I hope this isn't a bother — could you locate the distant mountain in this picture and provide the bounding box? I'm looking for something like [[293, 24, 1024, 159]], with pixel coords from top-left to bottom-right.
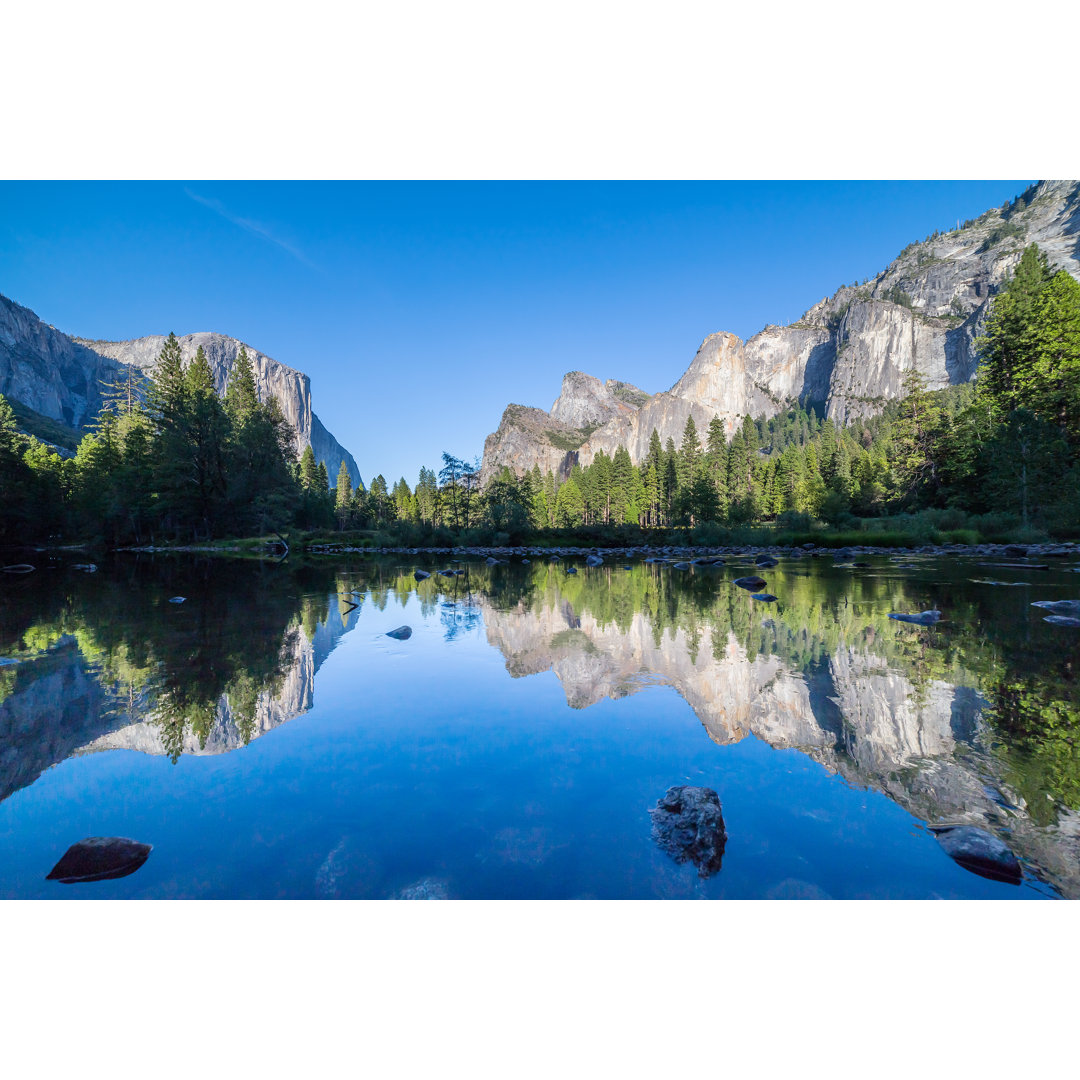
[[0, 293, 359, 484], [481, 179, 1080, 482]]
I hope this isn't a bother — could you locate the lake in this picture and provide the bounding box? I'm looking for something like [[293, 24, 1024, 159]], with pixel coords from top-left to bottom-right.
[[1, 549, 1078, 899]]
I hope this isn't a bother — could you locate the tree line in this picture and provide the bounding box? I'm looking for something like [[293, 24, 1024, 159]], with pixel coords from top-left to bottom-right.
[[2, 243, 1078, 546]]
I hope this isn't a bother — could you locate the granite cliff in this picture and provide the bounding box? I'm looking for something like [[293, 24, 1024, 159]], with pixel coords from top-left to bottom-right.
[[481, 180, 1080, 481], [0, 293, 359, 484]]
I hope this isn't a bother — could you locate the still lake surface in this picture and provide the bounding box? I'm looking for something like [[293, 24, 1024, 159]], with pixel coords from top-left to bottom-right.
[[1, 549, 1078, 899]]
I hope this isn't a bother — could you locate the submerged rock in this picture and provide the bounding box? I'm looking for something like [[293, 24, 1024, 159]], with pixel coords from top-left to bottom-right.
[[439, 569, 456, 577], [566, 566, 577, 574], [71, 563, 97, 573], [46, 837, 152, 883], [734, 576, 768, 591], [754, 555, 778, 568], [585, 555, 603, 566], [414, 570, 431, 581], [934, 826, 1021, 885], [386, 626, 412, 640], [888, 610, 941, 626], [649, 785, 727, 879], [485, 557, 499, 565], [397, 877, 450, 900], [1044, 615, 1080, 627], [671, 562, 689, 570], [751, 593, 778, 603], [168, 596, 186, 604]]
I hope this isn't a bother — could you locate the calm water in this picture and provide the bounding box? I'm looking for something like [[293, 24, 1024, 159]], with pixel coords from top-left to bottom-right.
[[1, 549, 1078, 899]]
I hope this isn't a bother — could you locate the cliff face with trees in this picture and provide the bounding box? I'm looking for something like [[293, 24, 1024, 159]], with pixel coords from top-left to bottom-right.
[[0, 294, 358, 484], [480, 181, 1080, 483]]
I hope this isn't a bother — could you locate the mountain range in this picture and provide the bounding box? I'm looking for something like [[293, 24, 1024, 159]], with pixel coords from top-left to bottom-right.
[[0, 294, 360, 484], [480, 179, 1080, 483]]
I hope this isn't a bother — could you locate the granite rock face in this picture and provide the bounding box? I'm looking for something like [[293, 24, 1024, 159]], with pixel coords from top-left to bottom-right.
[[0, 293, 359, 484], [481, 180, 1080, 476]]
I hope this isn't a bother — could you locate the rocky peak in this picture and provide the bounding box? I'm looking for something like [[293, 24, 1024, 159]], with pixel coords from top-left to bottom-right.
[[481, 180, 1080, 476]]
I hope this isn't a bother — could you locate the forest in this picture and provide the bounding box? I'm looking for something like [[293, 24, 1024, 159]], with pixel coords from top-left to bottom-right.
[[2, 244, 1078, 549]]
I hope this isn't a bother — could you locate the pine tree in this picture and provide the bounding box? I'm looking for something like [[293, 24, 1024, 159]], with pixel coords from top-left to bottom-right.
[[335, 460, 352, 528], [225, 345, 259, 423]]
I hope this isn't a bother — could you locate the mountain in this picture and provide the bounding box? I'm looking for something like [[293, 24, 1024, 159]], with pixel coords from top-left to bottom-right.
[[0, 292, 360, 484], [481, 180, 1080, 482]]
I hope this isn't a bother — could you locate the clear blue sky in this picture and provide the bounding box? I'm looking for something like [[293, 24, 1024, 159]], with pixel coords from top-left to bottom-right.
[[0, 181, 1028, 485]]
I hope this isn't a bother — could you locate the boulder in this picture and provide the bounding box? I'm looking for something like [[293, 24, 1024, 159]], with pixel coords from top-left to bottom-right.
[[888, 610, 941, 625], [671, 562, 689, 570], [46, 837, 152, 883], [485, 557, 499, 565], [168, 597, 186, 604], [649, 785, 727, 879], [413, 570, 431, 581], [734, 576, 768, 591], [754, 555, 778, 568], [1031, 600, 1080, 615], [585, 555, 603, 566], [1044, 615, 1080, 627], [566, 566, 577, 574], [386, 626, 412, 640], [933, 826, 1021, 885], [751, 593, 778, 603], [1004, 545, 1028, 557]]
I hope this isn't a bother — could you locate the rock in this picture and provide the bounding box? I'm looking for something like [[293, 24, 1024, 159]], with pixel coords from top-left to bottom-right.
[[751, 593, 778, 603], [71, 563, 97, 572], [46, 837, 152, 883], [671, 562, 689, 570], [1004, 545, 1029, 557], [734, 576, 768, 591], [1044, 615, 1080, 627], [585, 555, 603, 566], [934, 826, 1022, 885], [2, 564, 35, 574], [385, 626, 412, 640], [754, 555, 778, 568], [649, 785, 727, 879], [550, 555, 561, 562], [413, 570, 431, 581], [168, 596, 186, 604], [521, 558, 530, 564], [439, 569, 456, 577], [566, 566, 577, 574], [888, 610, 941, 625], [485, 557, 499, 565], [1031, 600, 1080, 615]]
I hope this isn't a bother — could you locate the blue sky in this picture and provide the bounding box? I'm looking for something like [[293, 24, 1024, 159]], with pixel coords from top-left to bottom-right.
[[0, 181, 1028, 485]]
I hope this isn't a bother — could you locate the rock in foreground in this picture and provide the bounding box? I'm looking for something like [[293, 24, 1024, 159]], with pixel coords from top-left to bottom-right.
[[46, 837, 152, 883], [934, 826, 1021, 885], [888, 609, 941, 625], [386, 626, 412, 640], [649, 785, 727, 879]]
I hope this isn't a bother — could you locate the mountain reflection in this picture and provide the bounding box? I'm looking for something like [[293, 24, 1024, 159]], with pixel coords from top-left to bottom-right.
[[2, 553, 1079, 896]]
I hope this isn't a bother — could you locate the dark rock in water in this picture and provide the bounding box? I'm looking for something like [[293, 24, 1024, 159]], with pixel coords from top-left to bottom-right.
[[851, 561, 871, 568], [585, 554, 603, 566], [485, 556, 499, 565], [46, 837, 152, 883], [888, 610, 941, 626], [386, 625, 412, 640], [1004, 545, 1029, 557], [550, 555, 561, 562], [649, 785, 727, 878], [1031, 600, 1080, 615], [2, 564, 35, 574], [413, 570, 431, 581], [934, 826, 1021, 885], [72, 563, 97, 573], [566, 566, 577, 574], [521, 558, 530, 564], [671, 562, 689, 570], [1044, 615, 1080, 627], [751, 593, 778, 603], [439, 569, 456, 577], [168, 596, 186, 604], [734, 576, 768, 591], [754, 555, 778, 568]]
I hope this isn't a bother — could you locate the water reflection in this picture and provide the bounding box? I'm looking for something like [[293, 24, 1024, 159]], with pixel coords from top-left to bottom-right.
[[2, 551, 1078, 898]]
